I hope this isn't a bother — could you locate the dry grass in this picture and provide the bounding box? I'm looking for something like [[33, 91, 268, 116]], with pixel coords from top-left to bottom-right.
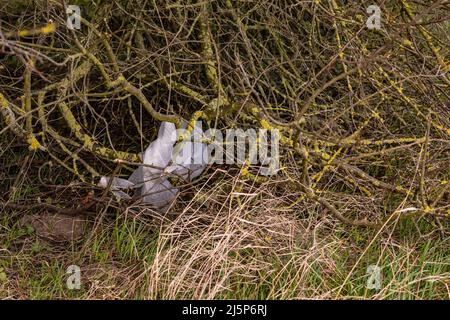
[[1, 167, 448, 299]]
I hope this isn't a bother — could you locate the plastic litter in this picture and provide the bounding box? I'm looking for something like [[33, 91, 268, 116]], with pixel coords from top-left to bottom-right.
[[98, 176, 134, 200], [98, 121, 207, 209]]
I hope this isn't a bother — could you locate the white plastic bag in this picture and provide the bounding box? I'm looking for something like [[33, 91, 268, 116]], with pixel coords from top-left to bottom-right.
[[98, 120, 206, 209]]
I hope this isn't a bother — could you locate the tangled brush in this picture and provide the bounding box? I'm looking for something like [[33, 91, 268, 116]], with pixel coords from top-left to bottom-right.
[[0, 0, 449, 231]]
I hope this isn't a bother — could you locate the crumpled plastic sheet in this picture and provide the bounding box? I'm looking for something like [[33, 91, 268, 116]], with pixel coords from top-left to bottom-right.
[[98, 121, 207, 209]]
